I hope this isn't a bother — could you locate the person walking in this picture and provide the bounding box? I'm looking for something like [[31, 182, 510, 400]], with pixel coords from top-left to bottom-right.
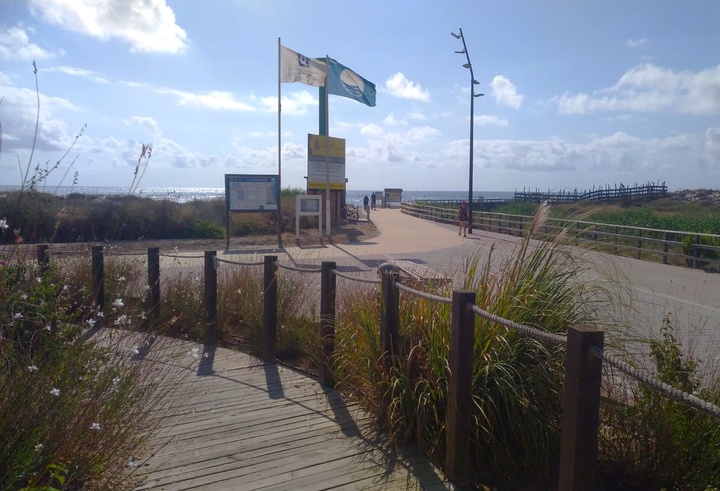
[[457, 200, 469, 237], [363, 195, 370, 216], [371, 192, 377, 210]]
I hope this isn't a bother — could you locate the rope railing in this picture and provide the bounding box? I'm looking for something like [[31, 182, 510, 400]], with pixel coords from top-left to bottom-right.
[[158, 253, 205, 259], [470, 304, 568, 346], [104, 250, 148, 257], [590, 345, 720, 420], [277, 263, 322, 273], [45, 249, 90, 256], [32, 244, 720, 488], [332, 269, 381, 285], [395, 281, 452, 305], [216, 257, 264, 267]]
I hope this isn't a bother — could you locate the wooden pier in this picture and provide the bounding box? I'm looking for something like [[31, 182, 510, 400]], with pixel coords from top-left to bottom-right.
[[130, 339, 453, 490]]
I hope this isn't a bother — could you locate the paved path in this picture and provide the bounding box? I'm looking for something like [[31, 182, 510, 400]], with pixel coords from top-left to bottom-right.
[[254, 208, 720, 362]]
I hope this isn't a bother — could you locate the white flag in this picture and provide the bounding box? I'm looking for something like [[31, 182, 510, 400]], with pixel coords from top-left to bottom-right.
[[280, 45, 326, 87]]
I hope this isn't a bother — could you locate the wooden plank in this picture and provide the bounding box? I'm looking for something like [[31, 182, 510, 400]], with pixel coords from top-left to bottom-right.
[[131, 335, 448, 491]]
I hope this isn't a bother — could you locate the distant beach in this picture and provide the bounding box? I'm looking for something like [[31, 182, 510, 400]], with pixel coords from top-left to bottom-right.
[[0, 185, 515, 205]]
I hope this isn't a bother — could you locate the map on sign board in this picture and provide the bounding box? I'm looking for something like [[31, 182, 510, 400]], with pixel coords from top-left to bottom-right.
[[225, 174, 279, 212]]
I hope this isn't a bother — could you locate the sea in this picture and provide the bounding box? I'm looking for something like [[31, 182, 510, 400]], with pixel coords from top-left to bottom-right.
[[0, 186, 514, 205]]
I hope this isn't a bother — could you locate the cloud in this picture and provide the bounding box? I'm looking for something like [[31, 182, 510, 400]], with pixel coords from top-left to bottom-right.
[[260, 90, 318, 115], [29, 0, 188, 54], [475, 115, 509, 127], [360, 123, 384, 137], [626, 37, 650, 48], [385, 73, 430, 101], [158, 88, 255, 111], [43, 65, 108, 84], [0, 80, 79, 152], [383, 113, 407, 126], [490, 76, 523, 109], [555, 63, 720, 115], [0, 25, 63, 61]]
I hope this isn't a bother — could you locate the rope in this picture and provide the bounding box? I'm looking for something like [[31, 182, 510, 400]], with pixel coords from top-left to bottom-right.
[[45, 250, 89, 256], [470, 304, 567, 345], [332, 269, 381, 285], [104, 251, 148, 257], [590, 345, 720, 420], [277, 263, 321, 273], [216, 257, 264, 267], [395, 282, 453, 305], [158, 253, 205, 259]]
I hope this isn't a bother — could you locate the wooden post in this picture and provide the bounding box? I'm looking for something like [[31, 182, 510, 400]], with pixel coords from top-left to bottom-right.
[[559, 325, 604, 491], [319, 261, 337, 387], [637, 229, 643, 259], [445, 290, 476, 487], [37, 244, 49, 274], [662, 232, 669, 265], [204, 251, 218, 345], [146, 247, 160, 330], [263, 255, 278, 362], [379, 263, 400, 366], [91, 245, 104, 314]]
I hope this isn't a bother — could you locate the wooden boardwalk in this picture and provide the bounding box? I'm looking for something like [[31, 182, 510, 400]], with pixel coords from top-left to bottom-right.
[[127, 337, 454, 490]]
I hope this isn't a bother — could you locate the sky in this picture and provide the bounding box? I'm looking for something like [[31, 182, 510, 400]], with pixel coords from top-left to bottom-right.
[[1, 0, 719, 193]]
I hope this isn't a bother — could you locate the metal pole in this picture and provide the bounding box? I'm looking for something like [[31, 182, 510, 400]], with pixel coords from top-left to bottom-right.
[[453, 28, 483, 234], [324, 55, 331, 237], [277, 38, 283, 247]]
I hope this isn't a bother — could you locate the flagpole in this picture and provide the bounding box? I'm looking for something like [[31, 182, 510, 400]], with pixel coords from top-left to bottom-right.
[[324, 55, 331, 237], [276, 38, 283, 247]]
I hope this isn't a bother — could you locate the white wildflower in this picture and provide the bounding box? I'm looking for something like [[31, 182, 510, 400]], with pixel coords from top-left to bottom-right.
[[132, 346, 140, 355], [90, 422, 101, 430], [45, 324, 52, 331], [36, 277, 42, 283], [21, 294, 28, 300], [28, 365, 38, 372], [114, 314, 129, 326], [34, 443, 43, 451], [118, 276, 126, 282], [86, 318, 96, 328], [112, 377, 121, 386], [113, 298, 124, 308], [13, 312, 23, 320], [50, 388, 60, 397]]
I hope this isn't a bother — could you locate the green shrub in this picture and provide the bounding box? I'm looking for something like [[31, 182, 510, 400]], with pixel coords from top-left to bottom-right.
[[185, 218, 225, 239], [682, 234, 720, 269]]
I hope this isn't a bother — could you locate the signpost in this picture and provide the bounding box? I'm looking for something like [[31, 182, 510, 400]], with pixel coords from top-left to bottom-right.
[[295, 194, 322, 238], [224, 174, 280, 249]]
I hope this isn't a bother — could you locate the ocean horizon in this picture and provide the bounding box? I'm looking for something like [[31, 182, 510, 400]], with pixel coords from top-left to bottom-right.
[[0, 185, 515, 205]]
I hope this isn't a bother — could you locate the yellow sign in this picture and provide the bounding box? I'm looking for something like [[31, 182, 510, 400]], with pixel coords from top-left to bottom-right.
[[307, 134, 346, 190]]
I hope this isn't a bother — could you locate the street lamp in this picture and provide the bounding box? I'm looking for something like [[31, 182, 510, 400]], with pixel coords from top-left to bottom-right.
[[451, 28, 483, 234]]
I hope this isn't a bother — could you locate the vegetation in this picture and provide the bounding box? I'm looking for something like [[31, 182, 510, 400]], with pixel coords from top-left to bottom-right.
[[3, 62, 718, 489], [0, 190, 314, 244], [494, 195, 720, 235]]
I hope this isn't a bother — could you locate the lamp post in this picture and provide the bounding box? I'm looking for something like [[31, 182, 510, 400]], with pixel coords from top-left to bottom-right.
[[452, 28, 483, 234]]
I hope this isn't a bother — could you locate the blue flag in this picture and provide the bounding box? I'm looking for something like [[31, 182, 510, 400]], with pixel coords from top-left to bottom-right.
[[326, 59, 376, 107]]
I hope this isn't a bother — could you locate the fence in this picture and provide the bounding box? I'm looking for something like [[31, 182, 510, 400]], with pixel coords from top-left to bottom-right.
[[400, 202, 720, 269], [35, 245, 720, 490], [420, 183, 668, 210]]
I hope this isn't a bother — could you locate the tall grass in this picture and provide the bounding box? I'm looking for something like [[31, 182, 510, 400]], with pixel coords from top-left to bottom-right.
[[333, 203, 616, 488], [0, 248, 179, 489]]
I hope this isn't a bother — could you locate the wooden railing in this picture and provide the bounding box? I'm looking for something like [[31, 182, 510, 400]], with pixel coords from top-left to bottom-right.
[[400, 202, 720, 269]]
